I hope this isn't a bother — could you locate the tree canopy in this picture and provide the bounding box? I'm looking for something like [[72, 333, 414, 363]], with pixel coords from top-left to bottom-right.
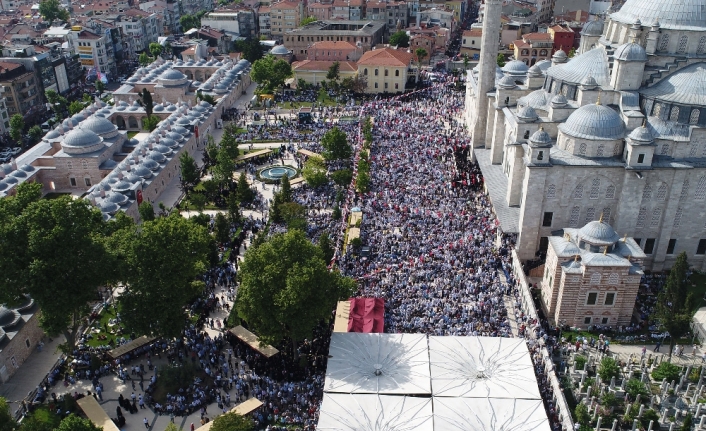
[[55, 414, 103, 431], [321, 127, 352, 161], [656, 252, 695, 357], [236, 230, 356, 350], [39, 0, 69, 24], [389, 30, 410, 48], [300, 16, 317, 26], [149, 42, 163, 58], [138, 201, 156, 222], [9, 114, 24, 144], [0, 397, 17, 431], [302, 156, 328, 188], [326, 61, 340, 81], [234, 38, 264, 63], [250, 55, 293, 93], [180, 13, 201, 32], [210, 412, 254, 431]]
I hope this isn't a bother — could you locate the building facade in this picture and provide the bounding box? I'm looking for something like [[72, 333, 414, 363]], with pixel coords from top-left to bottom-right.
[[0, 299, 42, 383], [284, 20, 386, 61], [0, 62, 43, 120], [357, 47, 411, 93], [270, 1, 304, 41]]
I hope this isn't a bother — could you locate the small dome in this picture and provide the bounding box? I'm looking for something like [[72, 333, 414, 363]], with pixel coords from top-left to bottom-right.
[[10, 169, 26, 179], [127, 76, 139, 83], [529, 127, 552, 147], [552, 49, 568, 62], [142, 159, 160, 171], [160, 68, 187, 80], [154, 104, 165, 112], [0, 181, 7, 191], [172, 126, 190, 136], [80, 116, 118, 136], [200, 101, 211, 108], [502, 60, 529, 76], [99, 200, 120, 215], [62, 129, 105, 154], [578, 220, 620, 246], [497, 75, 517, 89], [161, 137, 179, 148], [45, 129, 61, 140], [516, 105, 538, 122], [153, 144, 173, 155], [147, 151, 166, 163], [20, 164, 34, 173], [112, 180, 133, 193], [581, 19, 604, 36], [550, 94, 568, 108], [166, 104, 178, 112], [528, 65, 543, 77], [0, 306, 20, 327], [270, 44, 291, 55], [614, 42, 647, 62], [559, 103, 625, 140], [132, 164, 153, 178], [580, 75, 598, 89], [627, 125, 654, 143], [104, 192, 129, 206]]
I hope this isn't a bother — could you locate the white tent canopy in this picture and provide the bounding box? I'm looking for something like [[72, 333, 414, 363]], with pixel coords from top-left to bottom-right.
[[325, 333, 431, 395], [433, 397, 551, 431], [428, 336, 541, 399], [317, 393, 434, 431]]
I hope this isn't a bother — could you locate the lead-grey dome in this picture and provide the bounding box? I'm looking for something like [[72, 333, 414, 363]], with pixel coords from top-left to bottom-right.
[[502, 60, 529, 76], [516, 105, 538, 122], [270, 45, 291, 55], [518, 90, 551, 110], [581, 19, 604, 36], [61, 129, 105, 155], [640, 63, 706, 107], [497, 75, 517, 89], [610, 0, 706, 31], [159, 69, 188, 87], [551, 94, 568, 108], [0, 306, 20, 327], [578, 220, 620, 246], [559, 103, 625, 140], [529, 127, 552, 147], [627, 125, 654, 144], [79, 115, 118, 136], [614, 42, 647, 62], [547, 48, 610, 86]]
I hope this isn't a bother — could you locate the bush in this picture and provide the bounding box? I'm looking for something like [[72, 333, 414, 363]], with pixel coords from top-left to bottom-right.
[[575, 355, 587, 370], [625, 378, 649, 400], [597, 357, 620, 381], [331, 169, 353, 187], [601, 392, 619, 407], [158, 362, 199, 398], [640, 409, 659, 429], [652, 362, 681, 383], [575, 403, 590, 426], [210, 411, 254, 431]]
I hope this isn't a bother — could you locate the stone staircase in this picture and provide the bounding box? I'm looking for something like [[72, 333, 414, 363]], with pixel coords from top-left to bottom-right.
[[644, 57, 689, 85]]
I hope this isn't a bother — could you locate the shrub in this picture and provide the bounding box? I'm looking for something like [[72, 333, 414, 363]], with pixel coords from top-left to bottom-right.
[[652, 362, 681, 383], [625, 378, 649, 400], [575, 355, 587, 370], [597, 357, 620, 381]]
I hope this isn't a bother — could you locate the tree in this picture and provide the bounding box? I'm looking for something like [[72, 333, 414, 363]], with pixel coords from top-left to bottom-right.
[[138, 52, 153, 67], [389, 30, 410, 48], [226, 193, 241, 225], [137, 88, 154, 117], [210, 412, 254, 431], [652, 362, 681, 383], [220, 124, 241, 160], [302, 156, 328, 187], [196, 91, 217, 106], [280, 173, 292, 202], [574, 403, 590, 426], [180, 13, 201, 32], [214, 213, 230, 244], [236, 230, 356, 353], [331, 169, 353, 187], [68, 101, 84, 116], [38, 0, 69, 24], [299, 16, 317, 26], [682, 413, 694, 431], [56, 414, 102, 431], [94, 79, 106, 99], [597, 357, 620, 382], [0, 397, 17, 431], [0, 183, 114, 352], [279, 202, 307, 231], [656, 252, 695, 357], [463, 53, 470, 70], [180, 152, 200, 191], [497, 53, 506, 67], [112, 213, 213, 339], [625, 378, 649, 400], [45, 89, 68, 121], [327, 61, 340, 81], [318, 231, 335, 262], [142, 115, 160, 131], [234, 38, 264, 62], [415, 48, 428, 84], [250, 55, 293, 93], [149, 42, 163, 59], [568, 47, 577, 58], [190, 192, 207, 212], [28, 125, 43, 143], [321, 127, 352, 161], [9, 113, 24, 144], [236, 172, 255, 204], [138, 201, 156, 222], [212, 148, 236, 187]]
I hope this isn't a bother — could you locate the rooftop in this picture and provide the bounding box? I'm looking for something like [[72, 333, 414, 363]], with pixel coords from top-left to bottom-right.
[[357, 47, 413, 67]]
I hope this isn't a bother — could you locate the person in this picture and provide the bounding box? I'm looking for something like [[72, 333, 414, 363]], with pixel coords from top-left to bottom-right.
[[143, 417, 149, 429], [641, 346, 646, 358], [191, 423, 195, 431], [655, 341, 661, 352]]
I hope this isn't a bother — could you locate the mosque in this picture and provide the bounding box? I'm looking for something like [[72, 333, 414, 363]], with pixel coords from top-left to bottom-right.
[[0, 57, 252, 221], [465, 0, 706, 273]]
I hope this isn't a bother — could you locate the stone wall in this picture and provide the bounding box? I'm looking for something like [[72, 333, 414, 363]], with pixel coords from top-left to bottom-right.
[[0, 312, 44, 383]]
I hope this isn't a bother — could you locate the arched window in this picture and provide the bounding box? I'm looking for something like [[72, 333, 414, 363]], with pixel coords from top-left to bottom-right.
[[690, 109, 700, 125], [657, 183, 668, 200], [597, 145, 604, 157], [677, 35, 688, 54], [524, 130, 530, 139], [395, 70, 399, 76], [696, 176, 706, 199], [532, 49, 537, 56], [579, 143, 587, 156], [374, 69, 379, 76], [585, 207, 595, 223], [591, 273, 601, 285], [653, 103, 663, 118], [605, 185, 615, 199], [540, 49, 547, 56], [384, 69, 388, 76], [590, 178, 600, 199], [573, 184, 584, 199], [547, 184, 556, 198], [661, 144, 670, 156], [658, 34, 670, 52], [636, 207, 647, 228], [642, 184, 652, 201], [669, 106, 680, 122], [674, 207, 683, 228], [608, 273, 619, 285], [521, 49, 529, 55], [651, 208, 662, 226], [537, 151, 544, 160], [613, 142, 620, 155], [602, 207, 611, 223], [681, 179, 690, 198], [364, 68, 368, 75], [698, 36, 706, 54], [569, 206, 580, 227]]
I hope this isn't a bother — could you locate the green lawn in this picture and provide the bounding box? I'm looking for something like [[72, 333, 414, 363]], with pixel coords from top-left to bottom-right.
[[127, 131, 139, 139], [86, 305, 124, 348]]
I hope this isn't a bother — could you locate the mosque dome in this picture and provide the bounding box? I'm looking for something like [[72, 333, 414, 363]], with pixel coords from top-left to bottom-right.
[[80, 116, 118, 136], [99, 199, 120, 215], [547, 48, 610, 86], [552, 49, 568, 62], [159, 69, 188, 87], [581, 19, 604, 36], [154, 104, 165, 112], [518, 90, 551, 110], [44, 129, 61, 140], [559, 103, 625, 140], [0, 181, 7, 191], [61, 129, 105, 155], [502, 60, 529, 76], [0, 306, 20, 327], [132, 164, 153, 179], [528, 127, 552, 147], [104, 192, 129, 206], [142, 159, 160, 171], [147, 151, 166, 163], [578, 220, 620, 246], [639, 63, 706, 107], [580, 75, 599, 90], [610, 0, 706, 31], [627, 125, 654, 144], [497, 75, 517, 89], [528, 64, 543, 77], [516, 105, 538, 122], [172, 126, 190, 135], [614, 42, 647, 62], [112, 180, 133, 193], [270, 45, 291, 55], [550, 94, 568, 108]]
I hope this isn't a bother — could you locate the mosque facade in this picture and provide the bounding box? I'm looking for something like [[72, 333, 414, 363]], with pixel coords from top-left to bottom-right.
[[0, 57, 252, 221], [465, 0, 706, 272]]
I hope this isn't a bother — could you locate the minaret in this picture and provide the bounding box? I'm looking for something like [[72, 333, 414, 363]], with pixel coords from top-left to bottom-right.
[[471, 0, 502, 148]]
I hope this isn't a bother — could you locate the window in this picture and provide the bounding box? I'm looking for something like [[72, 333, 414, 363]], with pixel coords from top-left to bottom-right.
[[579, 143, 587, 156], [84, 178, 91, 187], [70, 177, 77, 187], [698, 36, 706, 54], [537, 151, 544, 160], [657, 183, 668, 200], [636, 207, 647, 228], [584, 316, 592, 325], [642, 185, 652, 201], [569, 206, 580, 227], [384, 69, 388, 76], [585, 207, 595, 223], [602, 207, 611, 223], [644, 238, 656, 254], [674, 207, 683, 228], [605, 185, 615, 199], [677, 35, 688, 54], [605, 292, 615, 306], [384, 83, 388, 89], [542, 212, 553, 227], [590, 179, 600, 199], [395, 70, 399, 77], [661, 144, 670, 156], [637, 153, 645, 164], [587, 292, 598, 305], [696, 176, 706, 199], [597, 145, 604, 157], [547, 184, 556, 198], [651, 208, 662, 226], [25, 338, 31, 348], [635, 238, 642, 246], [539, 237, 549, 252], [667, 238, 677, 254], [697, 239, 706, 255], [681, 179, 690, 198], [658, 34, 670, 52], [601, 317, 609, 324], [573, 184, 583, 199], [395, 83, 399, 89], [364, 68, 368, 75], [608, 273, 618, 285], [375, 69, 378, 76], [691, 109, 701, 125], [670, 106, 680, 122], [590, 273, 601, 285], [374, 82, 378, 88]]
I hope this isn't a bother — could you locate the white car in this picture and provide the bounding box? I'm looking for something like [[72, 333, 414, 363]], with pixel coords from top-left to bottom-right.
[[10, 147, 21, 155]]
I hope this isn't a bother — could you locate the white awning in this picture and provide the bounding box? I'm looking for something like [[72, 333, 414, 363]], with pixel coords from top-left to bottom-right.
[[317, 393, 434, 431], [433, 397, 552, 431], [428, 336, 541, 399], [324, 333, 431, 395]]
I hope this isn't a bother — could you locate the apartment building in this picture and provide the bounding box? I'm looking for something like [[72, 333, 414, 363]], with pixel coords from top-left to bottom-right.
[[74, 30, 116, 77], [0, 62, 43, 119], [201, 9, 258, 38], [139, 0, 181, 34], [270, 1, 304, 40], [259, 7, 272, 37], [116, 9, 161, 54], [308, 3, 332, 21], [306, 40, 361, 61], [284, 20, 386, 60]]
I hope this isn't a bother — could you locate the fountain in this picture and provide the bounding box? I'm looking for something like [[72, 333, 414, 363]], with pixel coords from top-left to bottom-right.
[[259, 165, 297, 181]]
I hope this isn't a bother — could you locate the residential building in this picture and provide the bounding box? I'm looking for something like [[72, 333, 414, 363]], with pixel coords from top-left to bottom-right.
[[306, 40, 361, 61], [41, 26, 78, 55], [284, 20, 386, 61], [74, 29, 115, 77], [185, 27, 228, 53], [139, 0, 181, 34], [0, 62, 42, 119], [512, 32, 553, 65], [357, 47, 412, 93], [418, 7, 454, 31], [308, 3, 332, 21], [410, 34, 434, 63], [270, 1, 304, 40], [461, 28, 482, 60], [292, 59, 357, 85], [115, 9, 161, 54], [386, 1, 409, 34], [201, 10, 258, 38], [365, 2, 387, 24], [547, 25, 575, 53], [259, 7, 272, 37], [0, 99, 9, 135]]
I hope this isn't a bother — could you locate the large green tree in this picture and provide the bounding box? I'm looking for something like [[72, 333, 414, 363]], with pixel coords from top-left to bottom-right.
[[234, 38, 264, 62], [250, 55, 293, 93], [38, 0, 69, 24], [0, 397, 17, 431], [94, 79, 106, 99], [56, 414, 102, 431], [180, 151, 200, 191], [9, 114, 24, 144], [657, 251, 696, 357], [111, 213, 213, 339], [236, 230, 356, 352], [389, 30, 410, 48], [0, 183, 114, 351], [149, 42, 163, 58], [180, 13, 201, 32], [210, 412, 254, 431], [321, 127, 352, 161], [138, 201, 156, 222], [302, 156, 328, 187], [45, 90, 68, 121], [236, 172, 255, 204]]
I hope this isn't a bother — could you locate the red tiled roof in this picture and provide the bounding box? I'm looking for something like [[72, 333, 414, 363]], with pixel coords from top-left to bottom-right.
[[463, 29, 482, 37], [522, 32, 552, 41], [357, 48, 412, 67], [272, 1, 300, 10], [550, 25, 573, 32], [293, 60, 357, 71]]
